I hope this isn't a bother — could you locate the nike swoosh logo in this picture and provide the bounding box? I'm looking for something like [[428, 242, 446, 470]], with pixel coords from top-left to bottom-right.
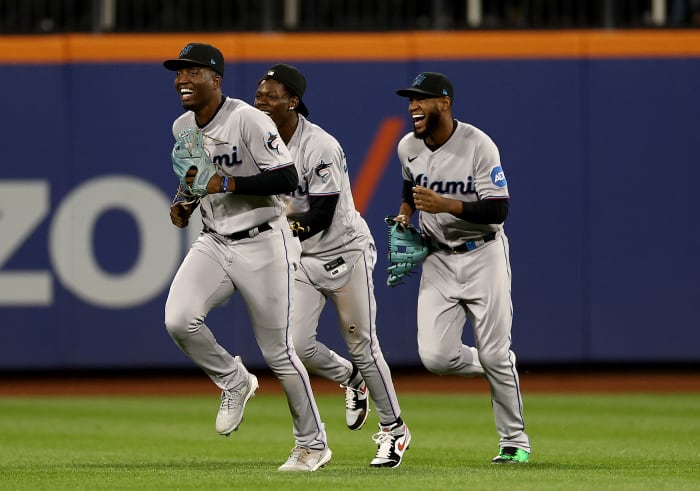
[[408, 156, 418, 163], [397, 437, 407, 452]]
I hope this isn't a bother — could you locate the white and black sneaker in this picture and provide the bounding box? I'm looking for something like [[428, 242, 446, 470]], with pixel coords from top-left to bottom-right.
[[344, 380, 370, 430], [370, 422, 411, 468]]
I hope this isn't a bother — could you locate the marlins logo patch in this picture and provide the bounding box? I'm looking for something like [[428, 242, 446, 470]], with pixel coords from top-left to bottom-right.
[[266, 133, 280, 154], [314, 160, 332, 183], [490, 166, 507, 187]]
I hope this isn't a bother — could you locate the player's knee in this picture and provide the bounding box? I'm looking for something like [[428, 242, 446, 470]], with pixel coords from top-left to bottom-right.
[[476, 348, 507, 370], [293, 341, 316, 364], [418, 350, 451, 375], [164, 305, 199, 340]]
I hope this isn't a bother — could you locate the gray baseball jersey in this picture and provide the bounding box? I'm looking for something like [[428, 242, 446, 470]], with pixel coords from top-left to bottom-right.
[[397, 119, 530, 452], [171, 98, 289, 235], [398, 121, 509, 245], [286, 115, 402, 424], [165, 97, 327, 450]]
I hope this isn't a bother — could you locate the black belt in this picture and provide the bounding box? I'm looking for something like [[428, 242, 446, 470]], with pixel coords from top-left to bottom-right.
[[206, 223, 272, 241], [435, 233, 496, 254]]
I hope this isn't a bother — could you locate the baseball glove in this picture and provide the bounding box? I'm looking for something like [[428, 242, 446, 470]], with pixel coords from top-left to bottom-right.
[[385, 216, 429, 287], [171, 125, 217, 197], [171, 182, 199, 207]]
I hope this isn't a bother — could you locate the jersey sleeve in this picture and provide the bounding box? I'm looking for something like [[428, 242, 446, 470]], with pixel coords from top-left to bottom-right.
[[397, 133, 414, 182], [473, 133, 509, 199], [239, 106, 295, 172], [171, 113, 195, 139], [303, 135, 343, 197]]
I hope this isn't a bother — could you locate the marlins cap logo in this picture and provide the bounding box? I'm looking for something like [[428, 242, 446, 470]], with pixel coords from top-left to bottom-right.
[[412, 74, 427, 87], [179, 44, 194, 56]]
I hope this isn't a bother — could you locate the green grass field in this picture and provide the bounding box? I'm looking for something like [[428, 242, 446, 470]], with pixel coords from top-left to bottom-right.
[[0, 392, 698, 490]]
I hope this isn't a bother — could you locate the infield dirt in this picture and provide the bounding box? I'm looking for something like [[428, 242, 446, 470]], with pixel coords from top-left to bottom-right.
[[0, 367, 697, 396]]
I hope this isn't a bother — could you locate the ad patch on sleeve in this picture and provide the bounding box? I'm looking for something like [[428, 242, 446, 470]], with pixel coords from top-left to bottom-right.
[[490, 166, 507, 187]]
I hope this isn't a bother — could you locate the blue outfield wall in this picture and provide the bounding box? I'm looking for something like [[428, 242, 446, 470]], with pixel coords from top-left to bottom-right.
[[0, 57, 698, 369]]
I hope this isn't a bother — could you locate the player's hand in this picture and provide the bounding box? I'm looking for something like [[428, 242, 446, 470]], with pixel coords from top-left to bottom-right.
[[412, 186, 449, 214], [394, 214, 410, 227], [170, 202, 194, 228], [184, 167, 221, 194]]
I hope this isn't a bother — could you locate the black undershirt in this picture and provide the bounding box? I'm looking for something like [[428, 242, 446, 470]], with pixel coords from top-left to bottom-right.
[[234, 164, 299, 195], [287, 194, 339, 241]]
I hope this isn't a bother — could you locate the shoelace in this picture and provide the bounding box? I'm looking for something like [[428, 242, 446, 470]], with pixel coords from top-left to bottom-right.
[[285, 446, 310, 464], [220, 385, 246, 412], [372, 430, 396, 459], [343, 384, 361, 410]]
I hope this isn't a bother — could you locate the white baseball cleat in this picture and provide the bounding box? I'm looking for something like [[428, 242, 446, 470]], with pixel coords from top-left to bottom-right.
[[277, 446, 332, 472], [370, 422, 411, 468], [215, 372, 258, 436]]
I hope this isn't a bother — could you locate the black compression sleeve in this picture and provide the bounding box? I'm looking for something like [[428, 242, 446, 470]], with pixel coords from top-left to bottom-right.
[[233, 164, 299, 195], [288, 194, 339, 241], [458, 198, 509, 224], [401, 179, 415, 208]]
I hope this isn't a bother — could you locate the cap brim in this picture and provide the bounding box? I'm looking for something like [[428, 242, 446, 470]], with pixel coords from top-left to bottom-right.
[[163, 59, 223, 76], [396, 87, 443, 98]]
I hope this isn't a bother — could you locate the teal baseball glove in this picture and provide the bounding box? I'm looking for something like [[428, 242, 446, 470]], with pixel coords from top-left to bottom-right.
[[171, 125, 217, 197], [385, 216, 429, 287]]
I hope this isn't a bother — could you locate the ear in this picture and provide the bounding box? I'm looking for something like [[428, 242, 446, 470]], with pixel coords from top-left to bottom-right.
[[440, 96, 451, 112], [289, 95, 300, 110]]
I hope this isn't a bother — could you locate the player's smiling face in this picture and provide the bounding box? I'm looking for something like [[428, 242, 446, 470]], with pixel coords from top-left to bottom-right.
[[174, 66, 220, 112], [254, 79, 297, 128], [409, 96, 443, 140]]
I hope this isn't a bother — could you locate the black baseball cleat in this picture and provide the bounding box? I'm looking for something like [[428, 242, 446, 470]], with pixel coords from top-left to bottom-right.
[[344, 380, 370, 430]]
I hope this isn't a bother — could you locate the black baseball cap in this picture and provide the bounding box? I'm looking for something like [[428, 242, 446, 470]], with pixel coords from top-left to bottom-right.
[[163, 43, 225, 77], [259, 64, 309, 117], [396, 72, 454, 100]]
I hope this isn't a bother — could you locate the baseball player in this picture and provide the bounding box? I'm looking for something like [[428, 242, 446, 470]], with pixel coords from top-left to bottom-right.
[[162, 43, 331, 472], [392, 72, 531, 463], [254, 64, 410, 468]]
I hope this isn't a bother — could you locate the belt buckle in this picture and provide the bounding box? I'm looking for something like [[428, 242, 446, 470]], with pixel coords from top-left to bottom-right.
[[248, 226, 260, 238]]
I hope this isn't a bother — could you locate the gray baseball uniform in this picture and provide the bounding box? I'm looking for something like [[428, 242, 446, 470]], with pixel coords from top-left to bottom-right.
[[164, 97, 327, 450], [286, 114, 402, 425], [397, 119, 530, 452]]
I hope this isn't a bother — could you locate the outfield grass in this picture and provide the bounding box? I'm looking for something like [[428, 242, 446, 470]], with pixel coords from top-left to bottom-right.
[[0, 392, 698, 490]]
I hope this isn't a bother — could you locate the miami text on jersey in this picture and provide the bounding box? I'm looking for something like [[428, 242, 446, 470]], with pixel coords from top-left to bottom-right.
[[413, 173, 476, 195], [212, 146, 243, 167]]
